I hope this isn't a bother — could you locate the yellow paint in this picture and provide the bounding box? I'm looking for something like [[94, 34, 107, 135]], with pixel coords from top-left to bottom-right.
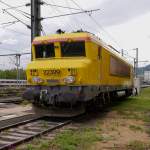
[[54, 42, 61, 58], [26, 32, 133, 87]]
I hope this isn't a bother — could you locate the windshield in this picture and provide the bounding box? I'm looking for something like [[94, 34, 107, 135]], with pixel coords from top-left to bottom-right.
[[34, 44, 55, 58], [61, 41, 85, 57]]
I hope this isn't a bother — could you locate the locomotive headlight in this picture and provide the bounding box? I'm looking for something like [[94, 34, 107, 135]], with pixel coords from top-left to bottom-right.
[[64, 76, 75, 84], [32, 77, 44, 83]]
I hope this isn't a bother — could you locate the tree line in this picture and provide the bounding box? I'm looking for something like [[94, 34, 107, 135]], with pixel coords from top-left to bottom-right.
[[0, 69, 26, 80]]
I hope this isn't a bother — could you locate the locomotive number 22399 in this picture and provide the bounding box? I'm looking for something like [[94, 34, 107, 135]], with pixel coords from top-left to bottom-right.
[[43, 70, 61, 76]]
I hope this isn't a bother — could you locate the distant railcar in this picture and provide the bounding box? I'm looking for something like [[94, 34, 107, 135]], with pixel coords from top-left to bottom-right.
[[24, 32, 133, 107]]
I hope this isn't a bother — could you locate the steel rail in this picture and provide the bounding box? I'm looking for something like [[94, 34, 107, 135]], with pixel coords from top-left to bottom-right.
[[0, 97, 22, 103], [0, 115, 71, 150]]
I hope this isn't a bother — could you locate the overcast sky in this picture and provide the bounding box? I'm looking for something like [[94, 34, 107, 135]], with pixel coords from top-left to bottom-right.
[[0, 0, 150, 68]]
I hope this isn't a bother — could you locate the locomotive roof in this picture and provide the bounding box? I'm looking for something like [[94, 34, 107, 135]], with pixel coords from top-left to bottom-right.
[[33, 32, 94, 43], [33, 32, 132, 66]]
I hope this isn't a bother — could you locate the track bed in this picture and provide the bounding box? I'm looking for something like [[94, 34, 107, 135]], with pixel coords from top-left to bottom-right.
[[0, 116, 70, 150]]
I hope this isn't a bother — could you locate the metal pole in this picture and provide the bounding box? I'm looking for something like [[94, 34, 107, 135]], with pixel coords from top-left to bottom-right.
[[121, 49, 124, 57], [134, 58, 136, 77], [15, 54, 21, 86], [31, 0, 41, 42], [132, 48, 139, 77], [31, 0, 42, 60], [135, 48, 139, 77]]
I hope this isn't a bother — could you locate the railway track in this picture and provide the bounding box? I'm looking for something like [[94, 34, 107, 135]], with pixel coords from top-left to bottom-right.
[[0, 92, 24, 98], [0, 97, 23, 104], [0, 115, 71, 150], [0, 87, 26, 98]]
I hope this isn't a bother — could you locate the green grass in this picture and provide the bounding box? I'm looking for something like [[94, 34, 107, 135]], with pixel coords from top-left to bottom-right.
[[127, 141, 150, 150], [20, 100, 31, 106], [49, 128, 103, 150], [111, 88, 150, 122], [112, 88, 150, 112], [129, 125, 144, 132], [17, 128, 104, 150], [17, 139, 51, 150], [112, 88, 150, 139]]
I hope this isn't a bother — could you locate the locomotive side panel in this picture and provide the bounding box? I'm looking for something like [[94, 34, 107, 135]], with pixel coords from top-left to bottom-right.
[[99, 46, 133, 89]]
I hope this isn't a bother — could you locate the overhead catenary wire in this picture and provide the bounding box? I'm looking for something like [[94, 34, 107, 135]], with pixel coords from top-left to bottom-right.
[[43, 1, 81, 11], [0, 0, 31, 32], [66, 0, 100, 34], [69, 0, 138, 62], [3, 9, 31, 29], [4, 3, 30, 10], [43, 0, 71, 32], [0, 20, 30, 36], [70, 0, 123, 50], [0, 20, 19, 26], [16, 11, 31, 19], [0, 23, 18, 28], [65, 0, 83, 30], [43, 0, 74, 31], [43, 0, 102, 33], [42, 8, 100, 20], [0, 0, 31, 17], [89, 15, 122, 49], [0, 20, 19, 28], [123, 53, 135, 60], [50, 0, 74, 31], [0, 52, 31, 57]]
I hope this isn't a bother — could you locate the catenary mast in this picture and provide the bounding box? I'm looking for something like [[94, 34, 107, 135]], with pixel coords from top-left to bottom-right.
[[31, 0, 42, 42]]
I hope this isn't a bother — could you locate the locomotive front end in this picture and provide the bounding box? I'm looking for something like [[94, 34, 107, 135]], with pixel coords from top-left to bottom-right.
[[24, 33, 97, 106]]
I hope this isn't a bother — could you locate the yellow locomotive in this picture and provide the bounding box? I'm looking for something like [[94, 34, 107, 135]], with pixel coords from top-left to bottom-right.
[[24, 32, 133, 107]]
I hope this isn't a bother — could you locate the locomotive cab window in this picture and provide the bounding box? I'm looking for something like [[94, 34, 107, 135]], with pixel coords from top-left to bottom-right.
[[34, 44, 55, 58], [61, 41, 85, 57]]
